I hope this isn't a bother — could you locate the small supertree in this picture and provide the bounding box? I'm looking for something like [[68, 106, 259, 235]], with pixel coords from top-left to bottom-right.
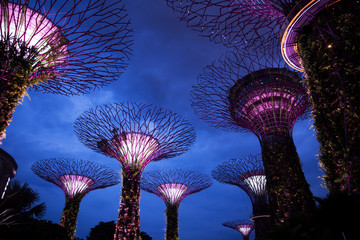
[[0, 0, 133, 142], [31, 158, 120, 240], [166, 0, 301, 50], [192, 49, 314, 223], [141, 169, 212, 240], [212, 155, 271, 239], [223, 220, 254, 240], [281, 0, 360, 193], [0, 148, 17, 199], [74, 102, 196, 240]]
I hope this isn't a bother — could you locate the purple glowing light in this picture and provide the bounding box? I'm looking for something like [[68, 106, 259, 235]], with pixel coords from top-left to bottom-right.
[[237, 224, 253, 236], [157, 183, 188, 205], [281, 0, 337, 71], [1, 3, 68, 64], [243, 175, 266, 196], [112, 133, 160, 167], [60, 174, 94, 197]]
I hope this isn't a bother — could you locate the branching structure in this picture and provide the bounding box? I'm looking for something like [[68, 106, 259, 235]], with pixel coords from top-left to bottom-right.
[[212, 155, 270, 239], [166, 0, 302, 50], [141, 169, 212, 240], [223, 220, 254, 240], [74, 102, 196, 240], [281, 0, 360, 193], [31, 158, 120, 240], [192, 50, 314, 223], [0, 148, 17, 199], [0, 0, 133, 142]]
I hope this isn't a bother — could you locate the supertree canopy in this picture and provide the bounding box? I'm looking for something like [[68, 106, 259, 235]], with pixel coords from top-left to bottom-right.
[[141, 169, 212, 240], [223, 220, 254, 240], [192, 49, 314, 223], [212, 155, 270, 239], [281, 0, 360, 193], [74, 102, 196, 240], [31, 157, 120, 240], [166, 0, 302, 50], [0, 0, 133, 142]]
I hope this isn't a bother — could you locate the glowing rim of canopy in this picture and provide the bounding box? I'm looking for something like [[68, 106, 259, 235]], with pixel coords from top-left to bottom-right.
[[157, 183, 188, 205], [243, 174, 266, 196], [1, 2, 68, 62], [112, 132, 160, 167], [281, 0, 338, 72], [237, 225, 253, 236], [59, 174, 94, 197]]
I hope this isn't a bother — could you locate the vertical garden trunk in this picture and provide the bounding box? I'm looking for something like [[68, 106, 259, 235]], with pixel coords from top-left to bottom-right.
[[60, 194, 84, 240], [253, 216, 272, 240], [297, 0, 360, 193], [165, 204, 179, 240], [115, 170, 141, 240], [261, 134, 315, 223]]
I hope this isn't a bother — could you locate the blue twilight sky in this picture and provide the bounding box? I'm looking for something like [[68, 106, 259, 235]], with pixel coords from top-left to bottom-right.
[[2, 0, 328, 239]]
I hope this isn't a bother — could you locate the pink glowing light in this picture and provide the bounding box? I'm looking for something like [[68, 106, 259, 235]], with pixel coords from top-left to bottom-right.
[[157, 183, 188, 205], [241, 91, 296, 118], [243, 175, 266, 196], [237, 224, 253, 236], [60, 174, 94, 197], [1, 3, 68, 65], [112, 133, 160, 167]]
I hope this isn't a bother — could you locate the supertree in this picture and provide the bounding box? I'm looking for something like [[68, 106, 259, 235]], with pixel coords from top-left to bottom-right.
[[212, 155, 270, 239], [140, 169, 212, 240], [0, 0, 133, 142], [31, 157, 120, 240], [281, 0, 360, 193], [191, 49, 315, 223], [166, 0, 302, 51], [223, 220, 254, 240], [74, 102, 196, 240]]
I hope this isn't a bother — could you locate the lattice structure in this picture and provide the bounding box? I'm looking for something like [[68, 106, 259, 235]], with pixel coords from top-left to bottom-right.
[[141, 169, 212, 240], [212, 155, 270, 238], [31, 158, 120, 240], [282, 0, 360, 193], [192, 49, 314, 223], [74, 102, 196, 240], [0, 0, 133, 142], [223, 220, 254, 240], [166, 0, 301, 50]]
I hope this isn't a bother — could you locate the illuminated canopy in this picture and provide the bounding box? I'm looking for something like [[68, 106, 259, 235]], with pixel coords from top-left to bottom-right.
[[1, 2, 68, 65], [243, 174, 266, 196], [60, 174, 94, 197], [157, 183, 188, 205]]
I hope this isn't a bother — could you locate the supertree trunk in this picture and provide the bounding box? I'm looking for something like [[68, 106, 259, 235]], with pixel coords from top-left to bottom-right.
[[115, 169, 142, 240], [261, 134, 315, 222], [253, 217, 272, 240], [60, 194, 84, 240], [297, 0, 360, 193], [165, 204, 179, 240]]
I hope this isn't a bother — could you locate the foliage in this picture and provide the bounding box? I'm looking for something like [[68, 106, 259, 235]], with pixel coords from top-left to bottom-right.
[[165, 205, 179, 240], [297, 0, 360, 193], [0, 219, 69, 240], [0, 180, 46, 225], [267, 192, 360, 240], [60, 194, 84, 240], [261, 135, 315, 223], [87, 220, 152, 240]]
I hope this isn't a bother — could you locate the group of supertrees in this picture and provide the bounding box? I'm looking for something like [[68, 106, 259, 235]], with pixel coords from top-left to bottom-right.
[[0, 1, 215, 240], [165, 0, 360, 239], [1, 0, 360, 239]]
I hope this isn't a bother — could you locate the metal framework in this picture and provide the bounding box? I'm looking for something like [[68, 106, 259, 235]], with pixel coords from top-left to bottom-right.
[[212, 155, 271, 238], [74, 102, 196, 240], [166, 0, 301, 50], [0, 0, 133, 141], [223, 219, 254, 240], [141, 169, 212, 240], [31, 157, 120, 240], [192, 49, 314, 223]]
